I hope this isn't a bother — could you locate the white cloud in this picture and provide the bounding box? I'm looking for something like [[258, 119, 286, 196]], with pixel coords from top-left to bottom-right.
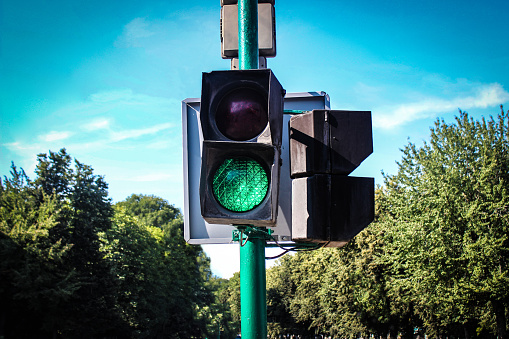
[[46, 88, 180, 149], [86, 89, 175, 107], [3, 87, 179, 168], [39, 131, 73, 142], [112, 11, 217, 57], [4, 142, 33, 151], [110, 122, 173, 142], [374, 83, 509, 129], [50, 89, 179, 119], [115, 17, 155, 48], [82, 118, 111, 131], [83, 89, 180, 112], [89, 89, 134, 103]]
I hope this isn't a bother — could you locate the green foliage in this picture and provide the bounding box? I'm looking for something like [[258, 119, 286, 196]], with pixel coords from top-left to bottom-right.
[[198, 275, 241, 339], [101, 194, 213, 338], [263, 107, 509, 338], [0, 150, 217, 339], [1, 164, 78, 337], [379, 109, 509, 338], [115, 194, 181, 229]]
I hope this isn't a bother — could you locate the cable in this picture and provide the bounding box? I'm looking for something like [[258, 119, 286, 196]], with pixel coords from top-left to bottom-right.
[[240, 230, 249, 247], [237, 226, 329, 258], [265, 249, 291, 260], [266, 233, 329, 258]]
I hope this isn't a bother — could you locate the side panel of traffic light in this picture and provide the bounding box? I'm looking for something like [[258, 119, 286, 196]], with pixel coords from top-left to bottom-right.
[[289, 110, 374, 246], [199, 69, 284, 227], [290, 110, 373, 177], [292, 174, 374, 247]]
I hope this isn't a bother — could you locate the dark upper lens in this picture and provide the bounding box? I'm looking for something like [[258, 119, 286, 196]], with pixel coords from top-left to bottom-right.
[[215, 87, 268, 141]]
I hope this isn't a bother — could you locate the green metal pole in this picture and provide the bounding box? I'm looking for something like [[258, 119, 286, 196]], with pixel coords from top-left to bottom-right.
[[238, 1, 265, 338], [238, 0, 258, 70], [239, 229, 267, 339]]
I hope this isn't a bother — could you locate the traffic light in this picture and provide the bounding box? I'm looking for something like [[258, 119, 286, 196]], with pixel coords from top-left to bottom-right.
[[199, 69, 285, 227], [290, 110, 374, 247]]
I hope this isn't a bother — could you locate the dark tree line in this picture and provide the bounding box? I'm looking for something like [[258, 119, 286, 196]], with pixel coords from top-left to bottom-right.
[[0, 149, 235, 339]]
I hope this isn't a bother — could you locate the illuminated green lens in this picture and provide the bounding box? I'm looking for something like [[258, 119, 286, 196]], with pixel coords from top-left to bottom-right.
[[212, 157, 269, 212]]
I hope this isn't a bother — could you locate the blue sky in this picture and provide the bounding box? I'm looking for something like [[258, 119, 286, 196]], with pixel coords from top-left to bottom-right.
[[2, 0, 509, 278]]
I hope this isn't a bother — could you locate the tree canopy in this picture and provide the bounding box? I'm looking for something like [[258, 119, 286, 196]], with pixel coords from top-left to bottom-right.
[[263, 107, 509, 338], [0, 149, 222, 339]]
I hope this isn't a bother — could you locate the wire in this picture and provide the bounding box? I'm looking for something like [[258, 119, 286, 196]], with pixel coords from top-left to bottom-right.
[[237, 226, 329, 258], [267, 233, 329, 256], [265, 249, 291, 260], [293, 241, 330, 251], [240, 230, 249, 247]]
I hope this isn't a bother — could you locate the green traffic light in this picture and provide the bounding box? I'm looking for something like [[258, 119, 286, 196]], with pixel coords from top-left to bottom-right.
[[212, 157, 269, 212]]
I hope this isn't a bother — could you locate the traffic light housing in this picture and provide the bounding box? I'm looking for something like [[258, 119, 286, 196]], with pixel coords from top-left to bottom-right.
[[290, 110, 374, 246], [199, 69, 285, 227]]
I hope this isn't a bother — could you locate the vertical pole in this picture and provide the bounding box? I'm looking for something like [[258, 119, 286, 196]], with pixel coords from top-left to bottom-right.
[[239, 231, 266, 339], [238, 0, 258, 70], [238, 1, 265, 338]]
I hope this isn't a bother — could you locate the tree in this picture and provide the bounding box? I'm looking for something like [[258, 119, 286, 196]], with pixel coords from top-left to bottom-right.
[[380, 108, 509, 338], [195, 275, 241, 339], [115, 194, 181, 229], [1, 151, 225, 338], [267, 249, 348, 338], [103, 194, 214, 338], [1, 149, 125, 338], [0, 164, 77, 338], [263, 107, 508, 338]]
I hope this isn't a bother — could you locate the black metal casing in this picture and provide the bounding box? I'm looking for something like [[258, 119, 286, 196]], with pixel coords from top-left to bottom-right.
[[290, 110, 373, 177], [289, 110, 374, 246], [199, 69, 285, 227]]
